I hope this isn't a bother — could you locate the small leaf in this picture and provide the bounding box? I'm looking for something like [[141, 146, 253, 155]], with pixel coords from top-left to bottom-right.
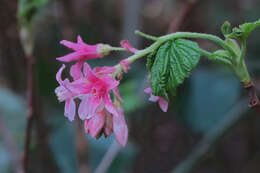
[[150, 39, 201, 100], [221, 21, 231, 37], [227, 19, 260, 40], [239, 18, 260, 38]]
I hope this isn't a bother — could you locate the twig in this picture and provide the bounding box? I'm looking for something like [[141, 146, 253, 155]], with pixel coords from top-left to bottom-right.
[[94, 141, 121, 173], [23, 53, 35, 173], [167, 0, 198, 33], [171, 98, 250, 173], [243, 82, 260, 107], [0, 115, 23, 173]]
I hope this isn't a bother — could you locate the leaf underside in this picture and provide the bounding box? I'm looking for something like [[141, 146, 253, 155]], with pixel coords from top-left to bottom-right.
[[149, 39, 201, 100]]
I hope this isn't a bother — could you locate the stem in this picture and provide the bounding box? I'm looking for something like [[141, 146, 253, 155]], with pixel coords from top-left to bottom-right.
[[135, 30, 159, 41], [24, 53, 35, 173], [160, 32, 236, 58], [114, 31, 236, 75], [172, 98, 249, 173], [113, 40, 163, 75], [110, 47, 126, 51], [240, 39, 247, 64], [196, 48, 232, 66]]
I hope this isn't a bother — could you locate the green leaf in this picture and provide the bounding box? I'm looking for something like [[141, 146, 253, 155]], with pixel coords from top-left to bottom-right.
[[239, 18, 260, 38], [18, 0, 48, 24], [150, 39, 201, 100], [227, 19, 260, 40], [221, 21, 231, 37], [146, 51, 156, 72]]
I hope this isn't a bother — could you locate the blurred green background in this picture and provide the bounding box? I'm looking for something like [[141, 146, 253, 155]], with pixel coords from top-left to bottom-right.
[[0, 0, 260, 172]]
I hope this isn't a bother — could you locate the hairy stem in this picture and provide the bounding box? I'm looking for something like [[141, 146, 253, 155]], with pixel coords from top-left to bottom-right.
[[114, 31, 236, 75], [196, 48, 232, 66], [160, 32, 236, 57], [135, 30, 159, 41]]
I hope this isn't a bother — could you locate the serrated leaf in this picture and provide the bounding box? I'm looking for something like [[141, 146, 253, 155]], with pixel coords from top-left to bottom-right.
[[146, 51, 156, 72], [227, 19, 260, 40], [150, 39, 201, 100]]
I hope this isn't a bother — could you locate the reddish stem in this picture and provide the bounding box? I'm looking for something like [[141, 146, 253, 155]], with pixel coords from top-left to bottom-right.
[[244, 82, 260, 107], [23, 54, 35, 173]]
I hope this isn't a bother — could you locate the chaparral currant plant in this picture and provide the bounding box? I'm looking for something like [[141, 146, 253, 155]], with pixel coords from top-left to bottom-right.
[[55, 19, 260, 147]]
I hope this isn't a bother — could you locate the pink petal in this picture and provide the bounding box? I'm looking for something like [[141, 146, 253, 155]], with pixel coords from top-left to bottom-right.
[[113, 87, 123, 103], [158, 97, 168, 112], [119, 60, 130, 73], [56, 52, 86, 62], [56, 64, 66, 85], [83, 63, 99, 82], [77, 35, 84, 45], [78, 95, 90, 120], [70, 61, 83, 80], [93, 66, 115, 76], [88, 96, 102, 116], [64, 99, 76, 121], [101, 75, 119, 91], [104, 94, 119, 117], [113, 107, 128, 147], [60, 40, 81, 51], [88, 112, 105, 138], [144, 88, 159, 102], [68, 79, 92, 94], [120, 40, 138, 53], [149, 95, 159, 102], [144, 87, 152, 94]]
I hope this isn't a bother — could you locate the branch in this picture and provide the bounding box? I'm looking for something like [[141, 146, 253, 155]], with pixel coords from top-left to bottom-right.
[[167, 0, 198, 33], [243, 82, 260, 107], [94, 141, 121, 173], [23, 52, 35, 173], [171, 98, 250, 173], [0, 115, 23, 173]]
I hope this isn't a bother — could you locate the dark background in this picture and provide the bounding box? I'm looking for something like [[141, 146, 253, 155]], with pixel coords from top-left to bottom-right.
[[0, 0, 260, 172]]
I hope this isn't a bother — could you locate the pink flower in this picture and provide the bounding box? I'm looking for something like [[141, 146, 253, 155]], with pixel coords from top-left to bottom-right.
[[120, 40, 138, 53], [113, 105, 128, 146], [84, 105, 128, 147], [120, 59, 131, 73], [56, 35, 109, 62], [144, 88, 168, 112], [55, 64, 77, 121], [77, 63, 120, 120]]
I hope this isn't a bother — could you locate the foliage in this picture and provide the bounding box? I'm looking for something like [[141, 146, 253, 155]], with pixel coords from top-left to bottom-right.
[[149, 39, 200, 101]]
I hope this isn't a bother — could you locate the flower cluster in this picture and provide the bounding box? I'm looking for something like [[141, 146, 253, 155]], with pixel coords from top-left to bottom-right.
[[55, 35, 168, 147], [55, 36, 128, 146]]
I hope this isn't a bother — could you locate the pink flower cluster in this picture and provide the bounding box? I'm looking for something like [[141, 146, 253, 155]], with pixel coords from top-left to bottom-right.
[[55, 35, 169, 146], [55, 36, 128, 146]]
